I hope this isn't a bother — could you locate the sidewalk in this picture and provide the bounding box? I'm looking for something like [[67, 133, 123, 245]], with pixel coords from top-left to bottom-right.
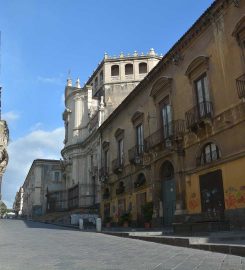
[[32, 218, 245, 257], [101, 229, 245, 257]]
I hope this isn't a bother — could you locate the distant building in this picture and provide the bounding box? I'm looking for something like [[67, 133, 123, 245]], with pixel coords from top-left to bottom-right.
[[22, 159, 64, 218], [0, 119, 9, 202], [61, 50, 161, 212], [13, 187, 23, 216]]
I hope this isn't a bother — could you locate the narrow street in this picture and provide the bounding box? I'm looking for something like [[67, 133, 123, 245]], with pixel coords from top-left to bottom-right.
[[0, 220, 244, 270]]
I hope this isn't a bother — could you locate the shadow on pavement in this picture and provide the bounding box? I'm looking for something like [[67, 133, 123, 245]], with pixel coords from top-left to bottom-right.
[[20, 219, 79, 231]]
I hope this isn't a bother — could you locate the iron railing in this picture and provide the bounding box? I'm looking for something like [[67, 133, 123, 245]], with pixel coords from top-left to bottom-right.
[[185, 101, 213, 129], [99, 167, 109, 181], [68, 184, 79, 209], [236, 74, 245, 99], [128, 144, 145, 164], [144, 120, 185, 150]]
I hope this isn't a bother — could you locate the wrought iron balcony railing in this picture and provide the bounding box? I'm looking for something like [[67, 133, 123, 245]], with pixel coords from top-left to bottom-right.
[[163, 120, 185, 140], [236, 74, 245, 99], [144, 129, 163, 149], [99, 167, 109, 181], [185, 101, 213, 130], [128, 144, 145, 165], [112, 158, 124, 174], [144, 120, 185, 150]]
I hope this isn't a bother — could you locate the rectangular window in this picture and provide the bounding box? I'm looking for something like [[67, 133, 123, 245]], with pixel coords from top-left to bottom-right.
[[54, 172, 60, 182], [160, 98, 172, 139], [118, 139, 124, 165], [195, 74, 211, 118], [136, 124, 144, 154]]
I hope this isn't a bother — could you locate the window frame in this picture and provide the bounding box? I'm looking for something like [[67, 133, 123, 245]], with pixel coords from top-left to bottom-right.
[[111, 65, 119, 77], [200, 143, 221, 165], [125, 63, 133, 75]]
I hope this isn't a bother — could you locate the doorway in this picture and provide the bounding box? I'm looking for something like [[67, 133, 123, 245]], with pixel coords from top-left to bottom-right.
[[161, 161, 176, 226], [199, 169, 225, 215]]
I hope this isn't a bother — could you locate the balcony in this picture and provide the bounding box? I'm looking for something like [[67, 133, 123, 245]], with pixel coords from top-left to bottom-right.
[[128, 145, 145, 165], [144, 129, 163, 149], [163, 120, 185, 140], [185, 101, 213, 131], [99, 167, 109, 182], [116, 182, 125, 195], [236, 74, 245, 99], [112, 158, 124, 174], [144, 120, 185, 150], [102, 190, 110, 200]]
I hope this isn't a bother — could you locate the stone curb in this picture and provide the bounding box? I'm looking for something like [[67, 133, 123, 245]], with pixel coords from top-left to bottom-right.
[[102, 232, 245, 257]]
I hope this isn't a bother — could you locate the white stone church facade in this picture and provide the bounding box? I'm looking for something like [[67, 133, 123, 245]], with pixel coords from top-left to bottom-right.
[[61, 50, 161, 211]]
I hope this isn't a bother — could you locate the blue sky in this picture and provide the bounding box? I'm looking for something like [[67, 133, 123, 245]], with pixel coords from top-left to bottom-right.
[[0, 0, 213, 207]]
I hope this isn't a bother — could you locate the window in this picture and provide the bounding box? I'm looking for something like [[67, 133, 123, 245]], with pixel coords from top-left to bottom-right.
[[160, 98, 172, 139], [200, 143, 221, 165], [195, 73, 211, 118], [54, 172, 60, 182], [125, 64, 133, 75], [118, 139, 124, 165], [136, 124, 144, 154], [100, 71, 103, 82], [232, 15, 245, 65], [111, 65, 119, 76], [139, 62, 147, 74], [95, 77, 98, 89]]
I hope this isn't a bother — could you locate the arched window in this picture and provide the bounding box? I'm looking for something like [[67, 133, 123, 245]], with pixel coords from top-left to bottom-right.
[[161, 161, 174, 181], [139, 62, 147, 74], [125, 63, 133, 75], [200, 143, 221, 165], [111, 65, 119, 76]]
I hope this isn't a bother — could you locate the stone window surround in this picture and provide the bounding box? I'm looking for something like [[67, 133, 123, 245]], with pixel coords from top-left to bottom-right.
[[185, 55, 213, 109]]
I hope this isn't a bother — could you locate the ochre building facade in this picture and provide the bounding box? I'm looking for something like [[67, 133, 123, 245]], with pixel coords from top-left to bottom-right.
[[99, 0, 245, 230]]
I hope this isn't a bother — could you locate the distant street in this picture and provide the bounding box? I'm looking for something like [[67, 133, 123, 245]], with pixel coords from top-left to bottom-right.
[[0, 220, 244, 270]]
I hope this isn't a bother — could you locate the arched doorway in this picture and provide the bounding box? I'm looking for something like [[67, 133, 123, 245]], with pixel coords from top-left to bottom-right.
[[161, 161, 176, 226]]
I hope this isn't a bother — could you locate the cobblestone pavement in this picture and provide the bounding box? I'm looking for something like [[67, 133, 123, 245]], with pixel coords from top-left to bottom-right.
[[0, 220, 244, 270]]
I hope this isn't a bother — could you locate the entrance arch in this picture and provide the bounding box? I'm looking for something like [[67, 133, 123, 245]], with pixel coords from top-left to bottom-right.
[[161, 161, 176, 226]]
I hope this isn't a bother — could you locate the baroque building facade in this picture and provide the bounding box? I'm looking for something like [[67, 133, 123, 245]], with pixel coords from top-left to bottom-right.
[[61, 50, 161, 211], [99, 0, 245, 230], [22, 159, 64, 218], [0, 118, 9, 202]]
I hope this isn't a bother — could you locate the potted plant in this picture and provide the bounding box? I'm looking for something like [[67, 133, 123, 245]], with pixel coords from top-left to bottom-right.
[[141, 202, 153, 229], [104, 216, 112, 228], [119, 212, 132, 227]]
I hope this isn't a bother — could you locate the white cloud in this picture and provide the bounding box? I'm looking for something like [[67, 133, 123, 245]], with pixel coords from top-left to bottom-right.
[[2, 111, 20, 122], [30, 122, 43, 131], [37, 75, 63, 85], [2, 127, 64, 208]]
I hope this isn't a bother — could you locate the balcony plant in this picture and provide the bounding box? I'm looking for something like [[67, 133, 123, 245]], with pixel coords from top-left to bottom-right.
[[119, 212, 132, 228], [141, 202, 153, 229]]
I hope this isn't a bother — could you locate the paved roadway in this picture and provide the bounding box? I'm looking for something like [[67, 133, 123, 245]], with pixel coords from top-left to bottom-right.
[[0, 220, 244, 270]]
